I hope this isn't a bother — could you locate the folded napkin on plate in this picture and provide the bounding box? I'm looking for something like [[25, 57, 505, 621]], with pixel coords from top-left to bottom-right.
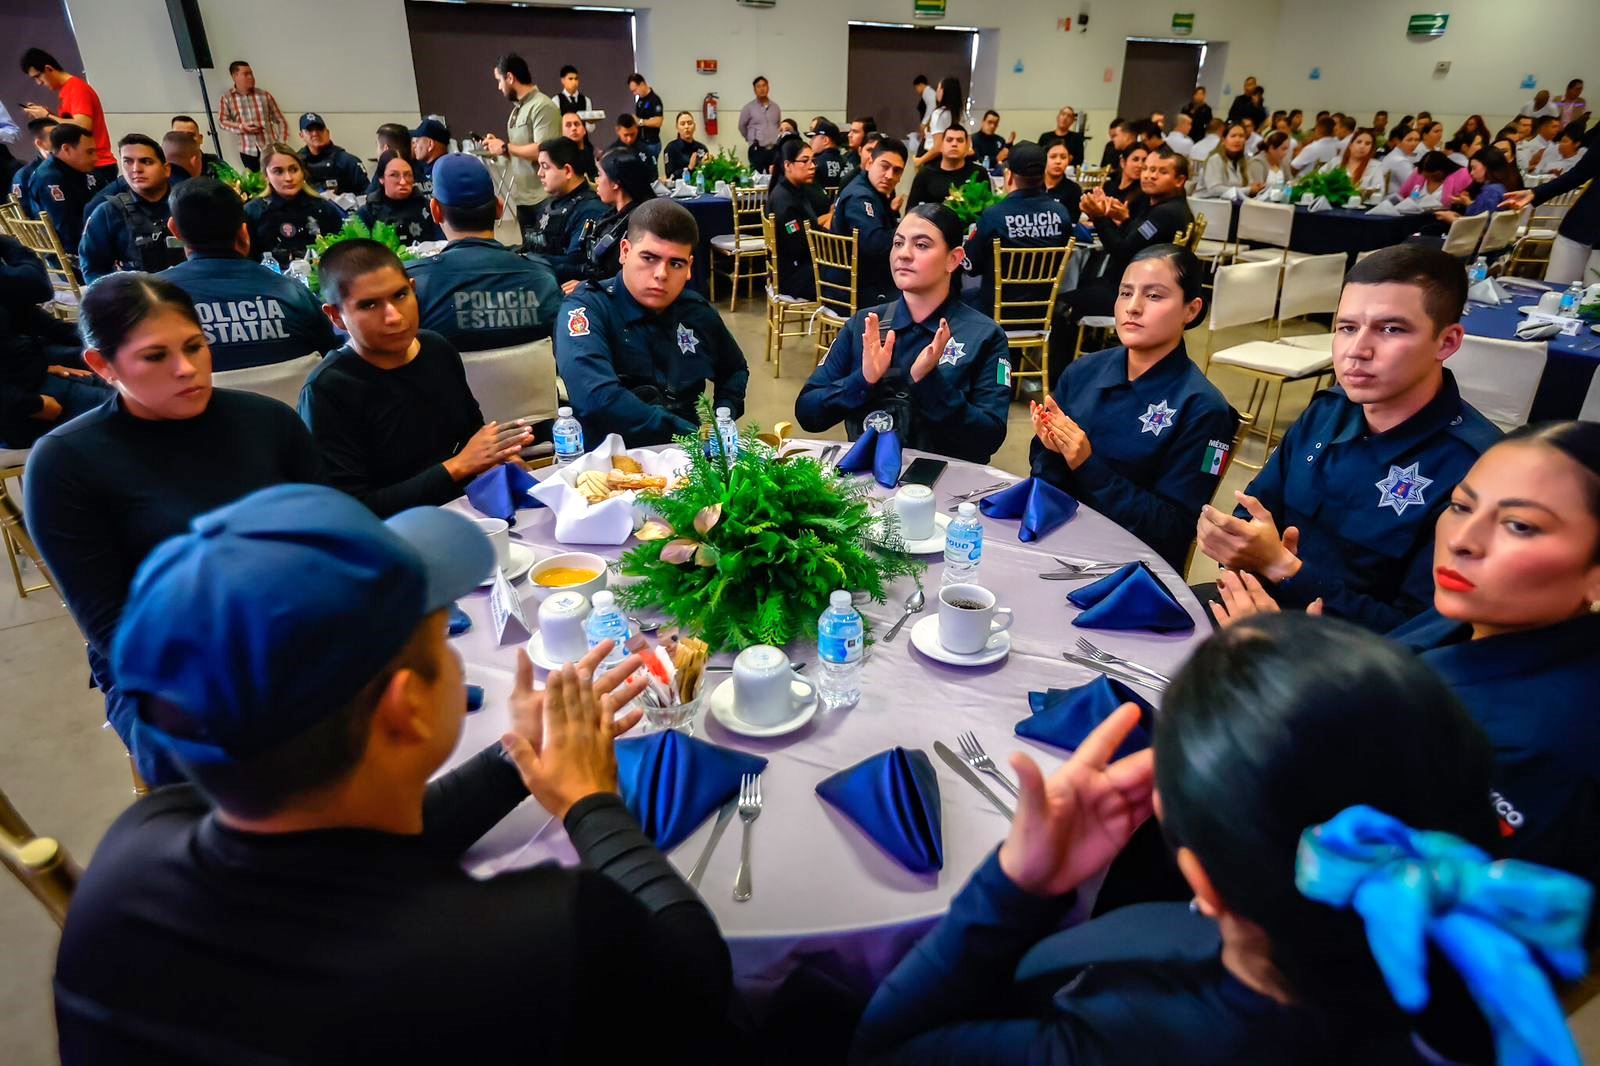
[[466, 464, 544, 524], [978, 477, 1079, 542], [837, 426, 903, 488], [1303, 195, 1332, 213], [1467, 277, 1509, 305], [1367, 198, 1402, 217], [816, 746, 943, 873], [1068, 561, 1195, 634], [1018, 676, 1154, 759], [1516, 319, 1564, 341], [529, 433, 691, 545], [616, 729, 769, 851]]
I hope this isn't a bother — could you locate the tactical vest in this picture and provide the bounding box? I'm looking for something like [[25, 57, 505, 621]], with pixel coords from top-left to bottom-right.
[[112, 192, 184, 272]]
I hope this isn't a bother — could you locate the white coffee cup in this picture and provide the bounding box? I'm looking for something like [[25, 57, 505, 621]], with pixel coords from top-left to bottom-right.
[[537, 590, 592, 663], [732, 645, 815, 727], [1537, 290, 1565, 314], [889, 484, 937, 541], [473, 517, 511, 575], [937, 584, 1014, 655]]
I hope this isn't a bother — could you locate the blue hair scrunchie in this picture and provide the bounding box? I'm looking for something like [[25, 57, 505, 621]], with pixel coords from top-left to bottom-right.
[[1296, 804, 1593, 1066]]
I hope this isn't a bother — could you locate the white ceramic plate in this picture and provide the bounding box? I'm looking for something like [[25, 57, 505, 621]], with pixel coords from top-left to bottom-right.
[[706, 677, 818, 738], [524, 630, 589, 672], [908, 614, 1011, 667], [867, 510, 952, 555], [478, 541, 537, 588]]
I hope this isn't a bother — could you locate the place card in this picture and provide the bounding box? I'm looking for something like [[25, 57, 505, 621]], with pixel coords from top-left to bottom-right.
[[489, 568, 531, 645], [1524, 312, 1583, 336]]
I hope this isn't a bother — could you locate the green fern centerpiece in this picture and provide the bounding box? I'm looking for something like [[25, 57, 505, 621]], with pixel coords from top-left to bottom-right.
[[1288, 167, 1357, 206], [616, 400, 924, 652], [943, 172, 1001, 226], [692, 148, 754, 189], [305, 217, 414, 295], [212, 160, 267, 200]]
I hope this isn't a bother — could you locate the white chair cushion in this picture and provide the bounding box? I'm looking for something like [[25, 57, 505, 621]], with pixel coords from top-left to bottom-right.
[[1004, 329, 1051, 341], [1080, 315, 1117, 328], [1210, 340, 1333, 379], [0, 446, 31, 469], [1523, 228, 1557, 241], [711, 235, 765, 253], [1279, 332, 1334, 353], [1193, 239, 1232, 259], [1236, 247, 1313, 264]]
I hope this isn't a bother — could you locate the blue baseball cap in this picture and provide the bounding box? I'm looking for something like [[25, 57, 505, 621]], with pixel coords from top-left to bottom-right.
[[430, 153, 496, 208], [112, 485, 492, 769], [410, 117, 450, 142], [298, 112, 327, 131]]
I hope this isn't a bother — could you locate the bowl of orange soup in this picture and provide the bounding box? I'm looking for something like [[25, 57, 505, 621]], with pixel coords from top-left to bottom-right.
[[529, 551, 609, 603]]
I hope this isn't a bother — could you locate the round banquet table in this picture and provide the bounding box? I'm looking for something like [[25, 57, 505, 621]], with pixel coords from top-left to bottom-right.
[[672, 193, 734, 297], [1460, 283, 1600, 422], [440, 443, 1213, 1001]]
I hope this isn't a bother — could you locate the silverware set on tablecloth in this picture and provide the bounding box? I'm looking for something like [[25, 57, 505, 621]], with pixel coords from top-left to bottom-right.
[[1038, 556, 1126, 581], [689, 772, 765, 902], [935, 734, 1017, 820], [1061, 637, 1172, 690], [945, 481, 1011, 511]]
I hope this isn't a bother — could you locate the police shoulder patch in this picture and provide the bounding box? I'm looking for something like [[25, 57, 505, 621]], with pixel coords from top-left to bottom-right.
[[863, 201, 875, 218], [566, 306, 591, 337], [49, 184, 65, 202]]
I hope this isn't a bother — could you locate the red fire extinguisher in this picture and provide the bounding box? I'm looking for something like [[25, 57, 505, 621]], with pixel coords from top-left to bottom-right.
[[703, 93, 719, 137]]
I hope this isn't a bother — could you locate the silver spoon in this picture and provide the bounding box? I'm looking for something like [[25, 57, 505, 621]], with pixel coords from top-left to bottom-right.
[[629, 616, 664, 634], [881, 588, 926, 643]]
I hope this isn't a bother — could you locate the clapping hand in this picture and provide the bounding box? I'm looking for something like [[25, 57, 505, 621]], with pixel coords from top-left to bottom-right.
[[1081, 190, 1110, 219], [908, 318, 953, 383], [1196, 491, 1301, 582], [1103, 197, 1130, 224], [444, 420, 534, 482], [1030, 396, 1091, 468], [1207, 570, 1323, 628], [998, 703, 1156, 898], [861, 311, 896, 384]]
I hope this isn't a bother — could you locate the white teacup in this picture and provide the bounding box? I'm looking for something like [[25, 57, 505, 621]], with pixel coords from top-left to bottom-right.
[[537, 591, 592, 663], [1538, 290, 1565, 314], [888, 484, 937, 541], [732, 645, 815, 727], [938, 584, 1014, 655], [473, 517, 511, 575]]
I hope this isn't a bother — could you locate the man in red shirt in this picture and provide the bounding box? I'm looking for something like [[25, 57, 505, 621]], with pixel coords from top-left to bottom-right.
[[20, 47, 114, 181]]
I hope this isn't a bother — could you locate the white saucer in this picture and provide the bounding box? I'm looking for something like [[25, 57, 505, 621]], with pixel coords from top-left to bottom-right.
[[706, 677, 818, 738], [525, 630, 588, 671], [908, 614, 1011, 667], [478, 541, 538, 588], [868, 510, 952, 555]]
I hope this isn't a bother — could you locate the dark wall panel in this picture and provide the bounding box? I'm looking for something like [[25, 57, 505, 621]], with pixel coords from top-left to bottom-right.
[[845, 26, 973, 147], [6, 0, 87, 150]]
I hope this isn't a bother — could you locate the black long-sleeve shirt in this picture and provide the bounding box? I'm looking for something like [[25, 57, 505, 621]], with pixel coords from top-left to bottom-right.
[[0, 233, 80, 439], [299, 331, 484, 517], [55, 748, 733, 1064], [1529, 141, 1600, 244]]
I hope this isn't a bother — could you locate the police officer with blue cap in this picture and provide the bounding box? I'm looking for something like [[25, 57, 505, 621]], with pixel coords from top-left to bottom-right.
[[297, 112, 369, 196], [556, 198, 747, 445], [79, 133, 187, 283], [161, 177, 338, 371], [524, 138, 608, 282], [830, 136, 907, 305], [810, 121, 847, 189], [409, 117, 450, 196], [1196, 245, 1501, 632], [962, 142, 1077, 315], [406, 154, 560, 352]]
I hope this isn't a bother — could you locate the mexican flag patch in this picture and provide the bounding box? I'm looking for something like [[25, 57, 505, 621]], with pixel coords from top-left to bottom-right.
[[784, 219, 800, 235], [997, 358, 1011, 386], [1202, 438, 1231, 476]]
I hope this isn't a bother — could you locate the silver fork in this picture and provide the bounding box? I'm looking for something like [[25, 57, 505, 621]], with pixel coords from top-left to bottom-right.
[[957, 731, 1019, 797], [1041, 557, 1122, 579], [733, 772, 763, 902], [1074, 637, 1173, 686]]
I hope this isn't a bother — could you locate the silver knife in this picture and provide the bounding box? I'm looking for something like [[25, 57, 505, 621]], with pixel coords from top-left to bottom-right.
[[933, 741, 1014, 821], [687, 800, 738, 887], [1060, 652, 1168, 691]]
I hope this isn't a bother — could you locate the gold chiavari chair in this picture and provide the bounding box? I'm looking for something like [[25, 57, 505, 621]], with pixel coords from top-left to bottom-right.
[[804, 223, 859, 364], [991, 239, 1075, 396], [1, 783, 80, 928], [709, 186, 769, 311], [760, 213, 819, 378]]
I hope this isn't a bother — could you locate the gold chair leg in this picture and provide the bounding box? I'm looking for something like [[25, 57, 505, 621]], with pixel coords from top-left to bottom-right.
[[128, 753, 150, 797]]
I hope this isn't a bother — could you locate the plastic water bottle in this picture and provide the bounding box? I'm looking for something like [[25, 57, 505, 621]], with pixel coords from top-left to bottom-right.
[[713, 406, 740, 462], [552, 406, 584, 465], [584, 591, 631, 667], [1467, 256, 1488, 287], [817, 590, 864, 710], [1410, 186, 1422, 202], [943, 502, 984, 587], [1559, 281, 1584, 316]]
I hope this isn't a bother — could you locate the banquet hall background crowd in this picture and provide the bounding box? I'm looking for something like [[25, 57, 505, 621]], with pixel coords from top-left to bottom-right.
[[3, 34, 1600, 1066]]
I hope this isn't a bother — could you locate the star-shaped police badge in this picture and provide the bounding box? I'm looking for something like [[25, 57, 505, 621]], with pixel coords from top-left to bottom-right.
[[1375, 462, 1432, 516], [1138, 400, 1177, 436], [676, 323, 699, 354], [938, 339, 965, 367]]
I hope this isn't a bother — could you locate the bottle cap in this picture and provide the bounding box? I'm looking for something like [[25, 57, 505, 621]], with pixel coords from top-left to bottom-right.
[[591, 590, 615, 610], [558, 406, 573, 417], [958, 501, 977, 517], [716, 407, 732, 418], [830, 590, 852, 609]]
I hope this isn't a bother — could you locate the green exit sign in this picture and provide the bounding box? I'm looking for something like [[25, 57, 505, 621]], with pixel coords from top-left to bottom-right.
[[1172, 12, 1195, 34], [913, 0, 947, 18], [1407, 12, 1448, 36]]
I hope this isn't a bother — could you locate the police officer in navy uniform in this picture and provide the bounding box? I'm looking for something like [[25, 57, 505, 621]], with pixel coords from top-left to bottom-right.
[[810, 121, 847, 191], [408, 118, 450, 198], [829, 137, 907, 306], [28, 122, 103, 256], [962, 143, 1077, 314], [296, 113, 369, 197], [406, 154, 560, 353], [662, 112, 711, 179], [799, 204, 1012, 464], [79, 134, 186, 283], [244, 143, 346, 267], [525, 138, 608, 283], [1031, 246, 1237, 570], [556, 199, 747, 445], [10, 117, 56, 218], [1196, 245, 1501, 633], [161, 178, 338, 371], [578, 149, 658, 286], [357, 152, 442, 246], [1068, 147, 1192, 321], [768, 138, 828, 300]]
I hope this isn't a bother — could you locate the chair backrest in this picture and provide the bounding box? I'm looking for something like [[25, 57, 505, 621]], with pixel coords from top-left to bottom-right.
[[1175, 210, 1209, 252], [1477, 208, 1527, 256], [6, 215, 80, 302], [461, 338, 559, 426], [1, 784, 78, 928], [213, 353, 322, 410], [1580, 366, 1600, 423], [1210, 259, 1282, 332], [760, 212, 780, 291], [1440, 212, 1490, 258], [1277, 252, 1346, 322], [992, 239, 1074, 331], [1078, 166, 1111, 191], [805, 222, 858, 321], [1237, 199, 1294, 249], [1188, 197, 1235, 245], [1448, 335, 1548, 430], [731, 186, 767, 238], [0, 200, 25, 230]]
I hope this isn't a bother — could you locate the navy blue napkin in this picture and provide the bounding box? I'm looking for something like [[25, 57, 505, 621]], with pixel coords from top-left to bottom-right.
[[837, 427, 903, 488], [466, 684, 485, 713], [615, 730, 768, 851], [816, 746, 943, 873], [979, 477, 1080, 542], [466, 464, 544, 525], [448, 603, 473, 635], [1018, 677, 1154, 759], [1067, 561, 1194, 634]]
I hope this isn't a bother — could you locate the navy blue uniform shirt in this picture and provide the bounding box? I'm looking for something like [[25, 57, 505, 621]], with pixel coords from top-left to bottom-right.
[[555, 275, 749, 445], [767, 177, 821, 299], [1241, 372, 1501, 631], [1032, 343, 1237, 569], [830, 171, 900, 305], [79, 190, 186, 283], [10, 156, 43, 217], [244, 191, 346, 266], [797, 289, 1012, 463], [634, 91, 664, 146], [28, 156, 103, 254], [963, 186, 1078, 314], [297, 143, 369, 196], [524, 184, 608, 281], [813, 147, 847, 189], [406, 237, 561, 352], [356, 192, 443, 245], [663, 138, 709, 178], [1389, 609, 1600, 894], [161, 252, 338, 370]]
